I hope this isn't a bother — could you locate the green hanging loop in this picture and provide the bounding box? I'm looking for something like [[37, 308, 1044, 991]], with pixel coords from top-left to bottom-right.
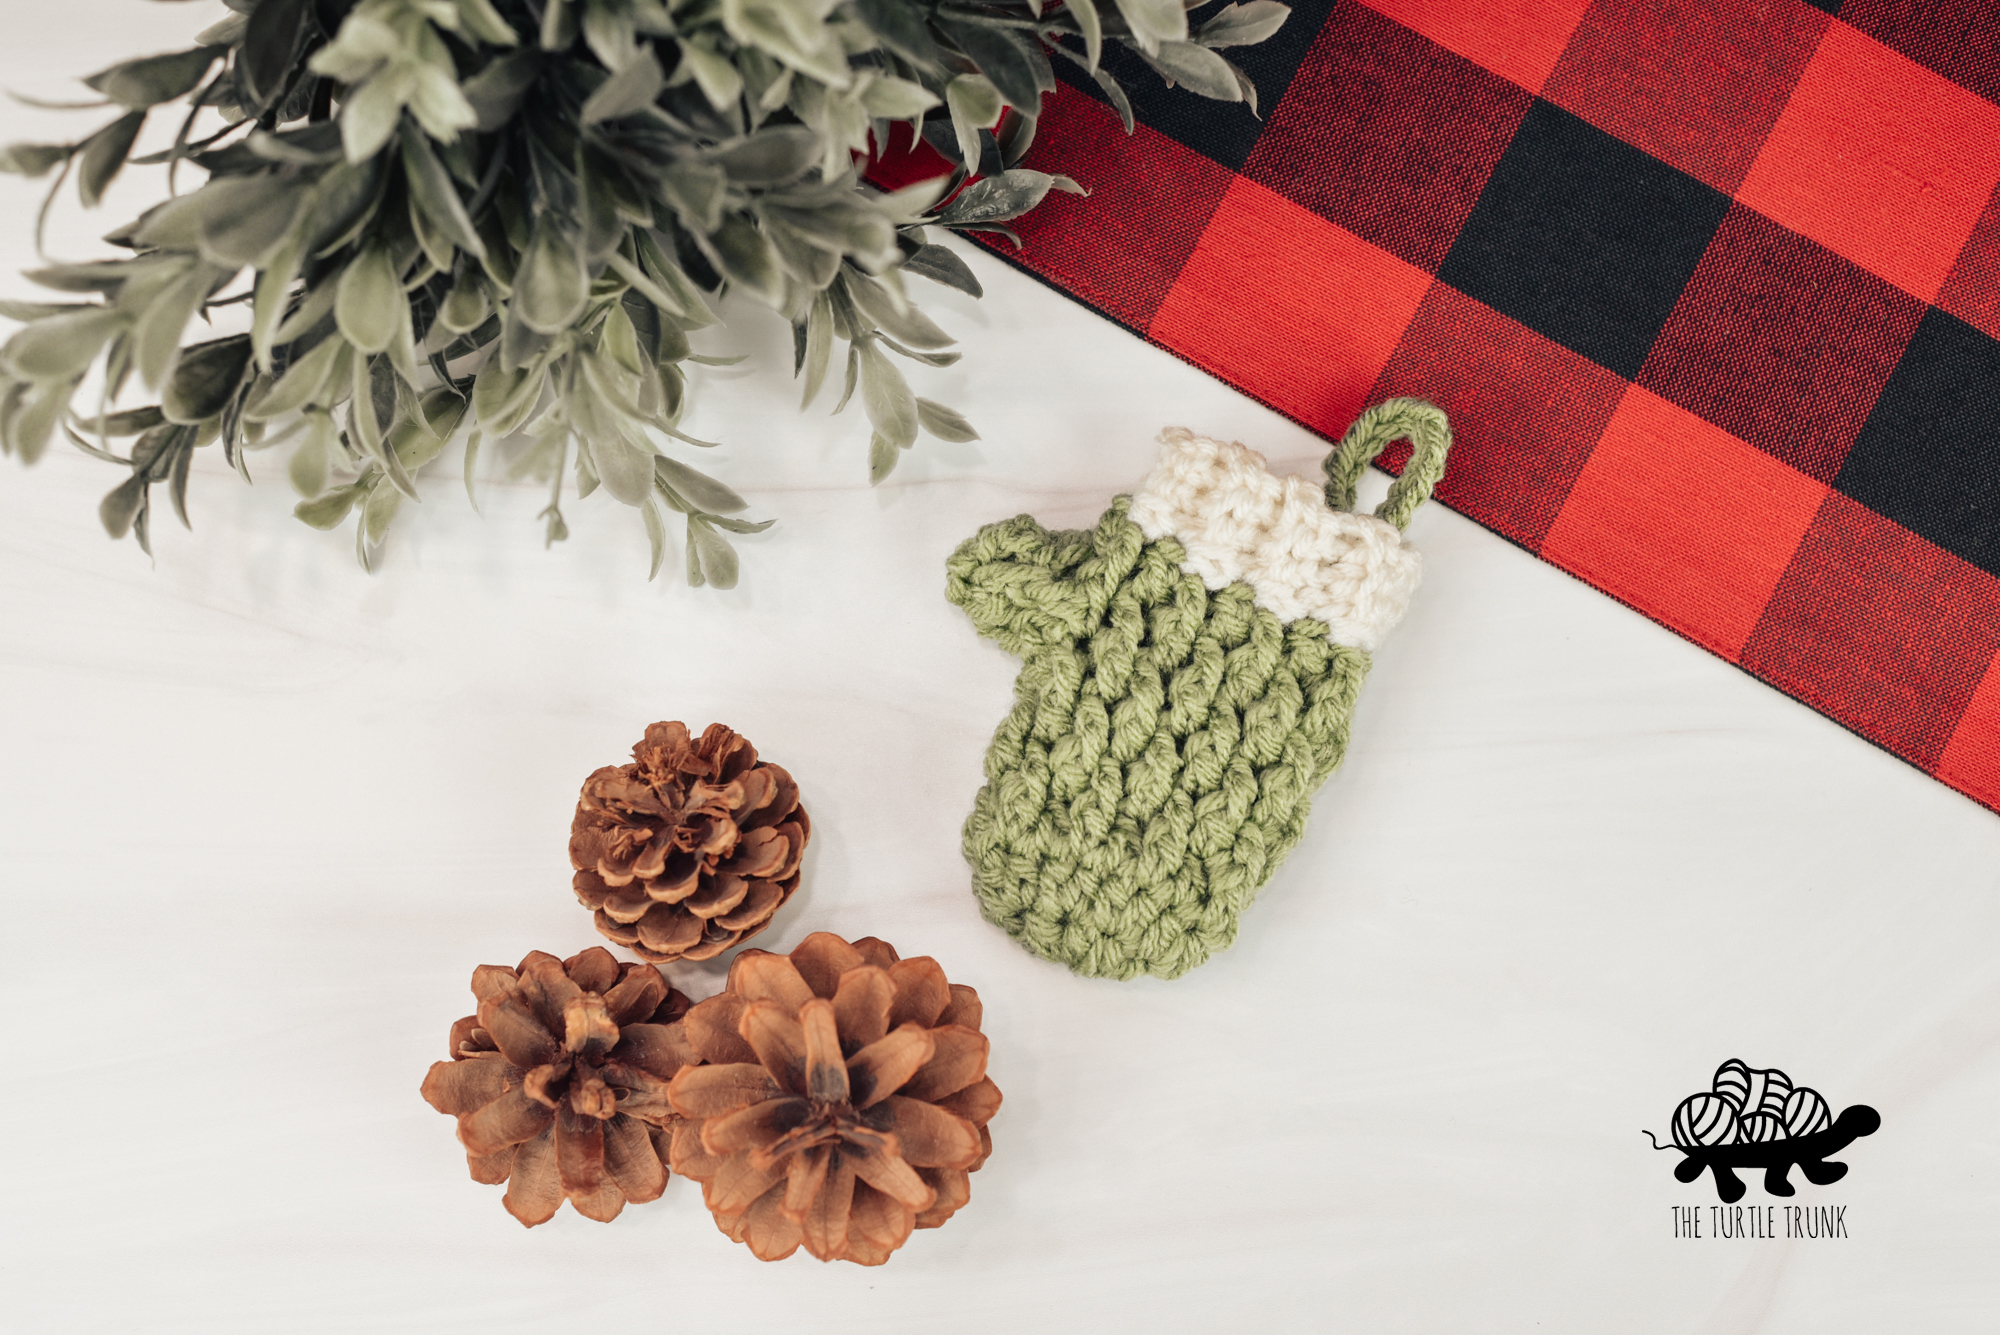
[[1320, 396, 1453, 530]]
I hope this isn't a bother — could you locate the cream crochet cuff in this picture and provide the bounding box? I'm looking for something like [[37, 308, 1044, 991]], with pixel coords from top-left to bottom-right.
[[1127, 428, 1423, 652]]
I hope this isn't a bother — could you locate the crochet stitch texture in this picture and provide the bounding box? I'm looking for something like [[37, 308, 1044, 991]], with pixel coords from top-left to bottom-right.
[[945, 399, 1452, 980]]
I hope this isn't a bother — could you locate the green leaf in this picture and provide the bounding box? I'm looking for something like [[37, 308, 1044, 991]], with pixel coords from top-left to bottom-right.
[[0, 142, 75, 179], [305, 156, 390, 257], [401, 131, 488, 262], [130, 264, 207, 390], [76, 112, 145, 208], [360, 472, 403, 545], [463, 427, 483, 511], [295, 484, 362, 530], [82, 406, 165, 437], [916, 397, 979, 442], [704, 513, 774, 535], [601, 302, 645, 375], [452, 0, 522, 47], [675, 41, 743, 112], [655, 454, 747, 513], [1143, 42, 1245, 101], [937, 169, 1059, 226], [409, 63, 479, 145], [2, 380, 64, 463], [850, 0, 942, 66], [247, 333, 349, 420], [856, 339, 917, 449], [1, 306, 123, 379], [832, 341, 858, 414], [603, 248, 685, 321], [84, 48, 218, 110], [879, 337, 960, 367], [873, 175, 952, 226], [868, 429, 897, 483], [998, 110, 1038, 168], [641, 492, 668, 578], [635, 229, 717, 327], [463, 51, 541, 131], [582, 47, 665, 123], [199, 175, 310, 268], [589, 430, 656, 505], [514, 220, 589, 334], [656, 160, 728, 235], [541, 0, 578, 50], [349, 353, 420, 500], [335, 243, 403, 354], [945, 76, 1002, 171], [439, 272, 491, 334], [707, 215, 785, 308], [288, 410, 334, 496], [901, 243, 983, 298], [163, 335, 251, 424], [1109, 0, 1187, 53], [339, 75, 405, 163], [1196, 1, 1289, 48], [763, 200, 897, 267], [860, 75, 939, 119], [799, 291, 832, 408], [471, 355, 545, 438], [1073, 0, 1104, 70], [936, 21, 1042, 114], [707, 127, 821, 186], [686, 516, 738, 589], [239, 0, 311, 112], [0, 299, 92, 321], [844, 274, 954, 350], [251, 233, 305, 373], [99, 474, 146, 539]]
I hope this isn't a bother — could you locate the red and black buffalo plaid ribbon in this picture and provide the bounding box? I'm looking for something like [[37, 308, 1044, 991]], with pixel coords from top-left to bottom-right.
[[877, 0, 2000, 816]]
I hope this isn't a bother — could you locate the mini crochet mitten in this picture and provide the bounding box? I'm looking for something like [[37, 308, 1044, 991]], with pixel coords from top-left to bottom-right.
[[945, 399, 1452, 980]]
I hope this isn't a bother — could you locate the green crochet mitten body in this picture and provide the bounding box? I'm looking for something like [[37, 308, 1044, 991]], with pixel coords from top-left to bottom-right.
[[945, 400, 1453, 980]]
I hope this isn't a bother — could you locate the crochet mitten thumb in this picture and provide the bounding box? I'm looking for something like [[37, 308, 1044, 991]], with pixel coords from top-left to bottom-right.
[[944, 399, 1452, 980]]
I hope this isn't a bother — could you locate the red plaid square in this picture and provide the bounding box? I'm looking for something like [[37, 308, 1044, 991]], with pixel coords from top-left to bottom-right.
[[1245, 0, 1532, 272], [1735, 20, 2000, 302], [1937, 184, 2000, 344], [1741, 493, 2000, 770], [1366, 284, 1625, 549], [1638, 203, 1925, 484], [1360, 0, 1594, 92], [1147, 178, 1432, 440], [1938, 654, 2000, 812], [1541, 0, 1827, 193], [1541, 387, 1828, 659], [1006, 84, 1237, 331]]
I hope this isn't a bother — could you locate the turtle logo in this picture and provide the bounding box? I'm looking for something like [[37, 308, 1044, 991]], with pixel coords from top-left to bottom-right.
[[1645, 1059, 1880, 1203]]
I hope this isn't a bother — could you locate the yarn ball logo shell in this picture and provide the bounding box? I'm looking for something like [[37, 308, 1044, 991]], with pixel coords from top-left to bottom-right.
[[1646, 1059, 1880, 1203]]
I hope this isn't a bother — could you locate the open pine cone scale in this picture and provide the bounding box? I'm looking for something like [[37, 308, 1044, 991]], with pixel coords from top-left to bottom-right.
[[572, 722, 811, 962], [421, 947, 701, 1227], [666, 933, 1001, 1264]]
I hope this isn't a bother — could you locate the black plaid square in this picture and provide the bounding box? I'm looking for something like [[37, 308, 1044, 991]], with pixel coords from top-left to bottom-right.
[[1837, 308, 2000, 578], [1436, 99, 1732, 379]]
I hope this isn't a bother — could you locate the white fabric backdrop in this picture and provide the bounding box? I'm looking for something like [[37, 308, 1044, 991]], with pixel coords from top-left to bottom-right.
[[3, 5, 1997, 1331]]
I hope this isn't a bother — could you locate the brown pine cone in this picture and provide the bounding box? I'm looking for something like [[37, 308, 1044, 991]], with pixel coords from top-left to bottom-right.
[[664, 932, 1001, 1264], [419, 947, 703, 1227], [571, 721, 811, 963]]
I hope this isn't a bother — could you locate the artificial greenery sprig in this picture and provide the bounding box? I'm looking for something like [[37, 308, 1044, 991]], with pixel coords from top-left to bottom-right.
[[0, 0, 1285, 583]]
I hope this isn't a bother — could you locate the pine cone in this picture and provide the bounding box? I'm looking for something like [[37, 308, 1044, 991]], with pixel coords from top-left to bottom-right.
[[419, 946, 703, 1227], [571, 721, 811, 963], [665, 932, 1001, 1264]]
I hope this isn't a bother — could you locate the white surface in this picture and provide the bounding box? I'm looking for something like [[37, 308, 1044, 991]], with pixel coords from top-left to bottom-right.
[[3, 7, 1999, 1331]]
